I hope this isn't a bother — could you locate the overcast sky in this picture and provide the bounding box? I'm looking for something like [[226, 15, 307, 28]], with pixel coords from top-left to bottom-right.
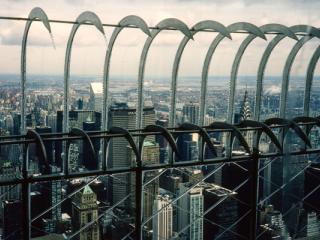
[[0, 0, 318, 78]]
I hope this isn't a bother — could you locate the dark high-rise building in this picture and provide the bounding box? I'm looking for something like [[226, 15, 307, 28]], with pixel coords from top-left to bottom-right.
[[83, 121, 100, 170], [2, 200, 22, 240], [56, 110, 101, 168], [304, 164, 320, 214], [155, 119, 169, 163], [35, 126, 53, 166], [203, 184, 238, 240], [182, 103, 200, 125], [176, 133, 199, 162]]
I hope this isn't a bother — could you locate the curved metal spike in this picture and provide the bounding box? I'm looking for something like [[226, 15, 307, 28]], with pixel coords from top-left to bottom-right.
[[102, 15, 151, 132], [254, 25, 319, 121], [208, 122, 251, 154], [63, 11, 105, 132], [292, 116, 320, 136], [169, 20, 230, 127], [237, 119, 282, 151], [179, 122, 217, 157], [109, 127, 140, 161], [228, 24, 297, 123], [26, 129, 49, 170], [142, 125, 179, 156], [201, 22, 266, 125], [264, 117, 311, 148], [136, 18, 193, 130], [304, 45, 320, 116], [21, 7, 53, 134], [69, 128, 97, 161], [280, 27, 320, 118]]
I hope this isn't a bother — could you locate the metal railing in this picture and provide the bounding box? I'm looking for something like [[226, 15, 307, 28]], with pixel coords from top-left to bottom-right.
[[0, 117, 320, 239], [0, 6, 319, 240]]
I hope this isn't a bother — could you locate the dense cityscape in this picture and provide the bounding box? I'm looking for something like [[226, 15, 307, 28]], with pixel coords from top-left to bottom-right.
[[0, 74, 320, 240]]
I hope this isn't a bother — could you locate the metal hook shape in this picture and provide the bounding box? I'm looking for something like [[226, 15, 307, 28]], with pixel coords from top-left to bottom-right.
[[25, 129, 49, 171], [169, 20, 231, 127], [108, 126, 140, 163], [292, 116, 320, 136], [227, 24, 297, 123], [102, 15, 151, 132], [254, 25, 320, 120], [179, 122, 217, 157], [136, 18, 193, 130], [237, 119, 282, 152], [141, 124, 179, 159], [207, 122, 251, 154], [280, 27, 320, 118], [201, 22, 266, 125], [63, 11, 105, 132], [264, 117, 311, 148], [69, 128, 97, 161], [21, 7, 53, 134], [304, 46, 320, 116]]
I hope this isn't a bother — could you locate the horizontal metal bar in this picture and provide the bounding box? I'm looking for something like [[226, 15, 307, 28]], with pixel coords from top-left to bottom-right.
[[0, 147, 319, 187], [0, 16, 317, 36], [0, 121, 316, 145]]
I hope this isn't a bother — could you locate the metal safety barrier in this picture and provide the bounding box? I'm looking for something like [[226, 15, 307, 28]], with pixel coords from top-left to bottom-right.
[[0, 6, 319, 240]]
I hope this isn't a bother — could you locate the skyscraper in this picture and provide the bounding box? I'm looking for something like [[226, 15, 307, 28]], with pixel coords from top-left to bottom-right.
[[108, 103, 155, 209], [141, 141, 160, 231], [182, 103, 200, 125], [203, 184, 238, 240], [56, 110, 101, 168], [89, 82, 103, 113], [72, 185, 100, 240], [177, 183, 203, 240], [153, 193, 173, 240]]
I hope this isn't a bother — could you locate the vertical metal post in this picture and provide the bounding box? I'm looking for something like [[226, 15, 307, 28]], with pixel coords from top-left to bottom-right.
[[135, 166, 143, 239], [250, 147, 260, 240], [21, 145, 30, 240]]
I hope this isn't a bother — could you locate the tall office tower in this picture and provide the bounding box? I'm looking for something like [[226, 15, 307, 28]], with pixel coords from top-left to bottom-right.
[[35, 126, 53, 166], [77, 98, 84, 110], [72, 185, 100, 240], [128, 140, 160, 228], [220, 150, 253, 238], [0, 161, 20, 200], [203, 184, 238, 240], [260, 205, 291, 238], [89, 82, 103, 113], [56, 110, 101, 168], [155, 119, 169, 164], [0, 161, 20, 223], [176, 133, 199, 162], [153, 194, 173, 240], [12, 112, 21, 135], [182, 103, 200, 125], [4, 114, 14, 134], [203, 140, 224, 184], [83, 121, 100, 170], [49, 166, 62, 228], [140, 141, 160, 230], [2, 200, 22, 240], [304, 163, 320, 214], [177, 183, 203, 240], [270, 143, 308, 213], [306, 212, 320, 237], [108, 103, 155, 209], [46, 113, 57, 133]]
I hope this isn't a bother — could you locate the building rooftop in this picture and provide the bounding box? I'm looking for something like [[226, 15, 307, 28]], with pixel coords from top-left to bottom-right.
[[90, 82, 103, 95]]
